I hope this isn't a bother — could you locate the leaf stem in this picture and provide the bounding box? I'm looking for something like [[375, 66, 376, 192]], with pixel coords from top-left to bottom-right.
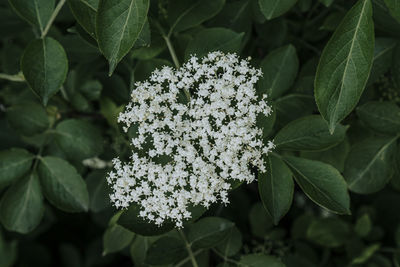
[[0, 73, 25, 82], [41, 0, 67, 38], [178, 229, 199, 267], [211, 248, 241, 265], [175, 249, 204, 267]]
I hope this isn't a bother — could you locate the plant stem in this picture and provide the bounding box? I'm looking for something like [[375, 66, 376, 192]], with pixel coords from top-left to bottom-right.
[[41, 0, 67, 38], [163, 35, 180, 69], [152, 19, 191, 101], [178, 229, 199, 267], [0, 73, 25, 82]]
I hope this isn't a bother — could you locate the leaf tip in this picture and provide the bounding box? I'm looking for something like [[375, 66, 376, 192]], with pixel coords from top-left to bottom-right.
[[108, 60, 117, 77], [328, 122, 336, 135]]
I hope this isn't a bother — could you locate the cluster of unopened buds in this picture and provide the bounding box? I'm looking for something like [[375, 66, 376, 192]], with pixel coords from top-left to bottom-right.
[[107, 51, 274, 227]]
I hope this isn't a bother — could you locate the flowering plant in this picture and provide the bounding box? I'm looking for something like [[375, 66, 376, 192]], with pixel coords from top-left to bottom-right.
[[1, 0, 399, 266], [108, 52, 274, 227]]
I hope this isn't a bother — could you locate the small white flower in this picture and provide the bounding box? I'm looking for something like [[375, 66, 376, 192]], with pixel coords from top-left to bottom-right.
[[107, 51, 274, 227]]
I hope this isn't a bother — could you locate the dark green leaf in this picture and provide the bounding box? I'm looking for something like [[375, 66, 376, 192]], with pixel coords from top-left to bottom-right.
[[67, 0, 99, 37], [314, 0, 374, 133], [103, 224, 134, 255], [185, 28, 244, 60], [258, 44, 299, 99], [55, 119, 103, 160], [351, 243, 381, 264], [258, 0, 297, 20], [319, 0, 334, 7], [344, 136, 397, 194], [0, 148, 34, 188], [8, 0, 54, 33], [357, 101, 400, 135], [306, 218, 351, 247], [384, 0, 400, 22], [99, 97, 124, 129], [283, 156, 351, 214], [240, 253, 285, 267], [117, 204, 175, 236], [300, 138, 350, 172], [248, 202, 273, 238], [96, 0, 150, 75], [275, 94, 316, 128], [187, 217, 234, 249], [259, 154, 293, 225], [86, 170, 110, 212], [130, 235, 157, 266], [368, 38, 397, 85], [145, 237, 186, 265], [274, 115, 347, 151], [216, 226, 242, 257], [6, 101, 49, 136], [168, 0, 225, 34], [21, 37, 68, 105], [0, 172, 44, 233], [354, 213, 372, 237], [38, 156, 89, 212]]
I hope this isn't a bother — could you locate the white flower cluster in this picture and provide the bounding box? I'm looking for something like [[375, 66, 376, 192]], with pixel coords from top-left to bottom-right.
[[107, 51, 274, 227]]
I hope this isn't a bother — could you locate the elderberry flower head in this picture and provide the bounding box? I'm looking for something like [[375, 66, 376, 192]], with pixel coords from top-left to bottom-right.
[[107, 51, 274, 227]]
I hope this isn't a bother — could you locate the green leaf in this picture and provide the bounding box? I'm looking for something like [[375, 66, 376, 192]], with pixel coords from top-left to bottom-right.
[[0, 172, 44, 234], [55, 119, 103, 160], [319, 0, 334, 7], [344, 136, 398, 194], [38, 156, 89, 212], [354, 213, 372, 237], [249, 202, 273, 238], [130, 235, 157, 266], [384, 0, 400, 22], [351, 243, 381, 264], [258, 154, 293, 225], [187, 217, 234, 249], [306, 218, 351, 247], [117, 204, 175, 236], [8, 0, 54, 33], [86, 170, 110, 212], [99, 97, 124, 129], [300, 138, 350, 172], [257, 106, 276, 138], [274, 115, 347, 151], [0, 148, 34, 189], [275, 94, 316, 128], [314, 0, 374, 133], [215, 226, 242, 257], [103, 224, 134, 255], [21, 37, 68, 106], [283, 156, 351, 214], [258, 44, 299, 99], [6, 101, 49, 136], [258, 0, 298, 20], [168, 0, 225, 34], [356, 101, 400, 135], [185, 28, 244, 60], [145, 237, 186, 265], [368, 38, 397, 85], [96, 0, 150, 75], [67, 0, 99, 37], [239, 253, 285, 267]]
